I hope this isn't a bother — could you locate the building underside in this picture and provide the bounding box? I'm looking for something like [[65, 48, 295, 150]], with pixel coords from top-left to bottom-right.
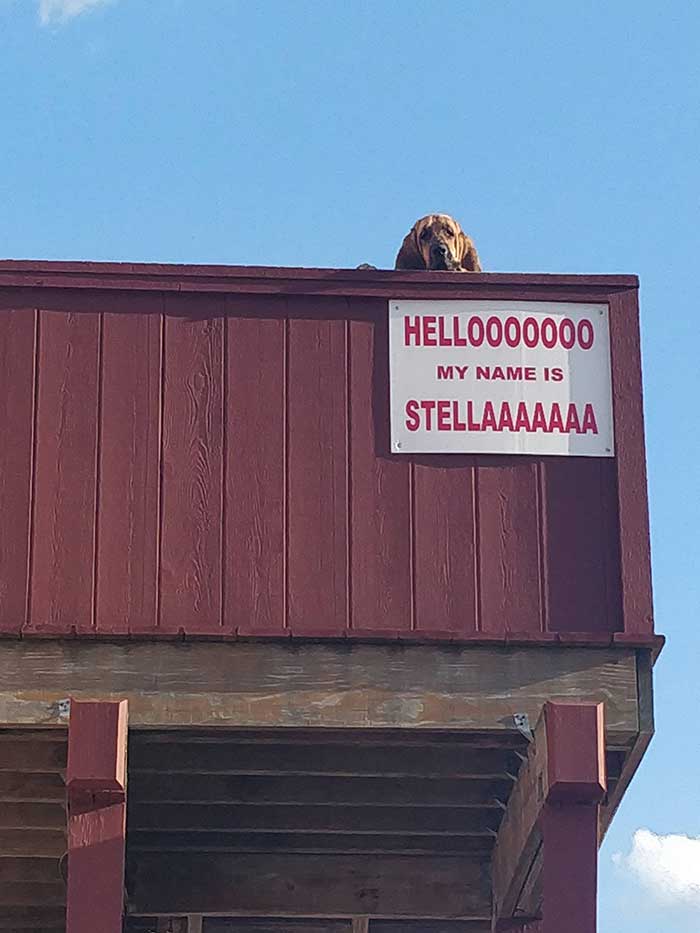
[[0, 639, 655, 932]]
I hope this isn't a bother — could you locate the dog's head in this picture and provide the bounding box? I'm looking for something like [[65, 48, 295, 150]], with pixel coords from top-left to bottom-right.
[[395, 214, 481, 271]]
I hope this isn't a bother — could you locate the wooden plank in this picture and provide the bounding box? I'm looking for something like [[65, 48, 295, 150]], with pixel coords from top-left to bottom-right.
[[0, 260, 639, 293], [349, 307, 411, 630], [0, 857, 63, 882], [0, 906, 66, 928], [0, 830, 66, 858], [477, 461, 542, 634], [608, 291, 654, 636], [0, 641, 640, 738], [0, 307, 35, 635], [491, 702, 606, 921], [541, 459, 621, 632], [225, 302, 285, 634], [126, 852, 491, 918], [203, 921, 350, 933], [96, 303, 162, 633], [128, 773, 512, 808], [127, 728, 526, 748], [128, 802, 499, 835], [0, 803, 65, 830], [159, 297, 224, 633], [413, 459, 477, 634], [0, 741, 67, 773], [287, 304, 348, 634], [29, 308, 100, 633], [126, 830, 493, 856], [129, 743, 517, 778], [601, 648, 655, 834], [372, 922, 491, 933], [0, 772, 65, 803], [353, 919, 369, 933], [0, 882, 65, 906]]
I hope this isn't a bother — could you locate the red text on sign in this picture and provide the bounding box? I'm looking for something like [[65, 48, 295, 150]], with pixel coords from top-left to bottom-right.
[[404, 315, 595, 350]]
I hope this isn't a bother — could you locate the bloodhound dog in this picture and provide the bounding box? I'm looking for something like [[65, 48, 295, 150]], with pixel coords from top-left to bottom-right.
[[395, 214, 481, 271]]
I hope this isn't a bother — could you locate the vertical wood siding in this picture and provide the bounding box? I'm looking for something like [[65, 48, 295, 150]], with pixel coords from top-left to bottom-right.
[[0, 284, 635, 640], [29, 306, 100, 633], [0, 300, 36, 634]]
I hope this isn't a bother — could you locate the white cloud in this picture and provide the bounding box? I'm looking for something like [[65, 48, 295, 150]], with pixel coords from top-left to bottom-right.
[[39, 0, 111, 25], [613, 829, 700, 907]]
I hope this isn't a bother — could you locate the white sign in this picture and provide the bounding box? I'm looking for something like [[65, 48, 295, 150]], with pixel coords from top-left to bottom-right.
[[389, 300, 614, 457]]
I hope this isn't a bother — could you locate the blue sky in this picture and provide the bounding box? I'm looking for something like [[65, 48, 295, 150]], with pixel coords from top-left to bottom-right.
[[2, 2, 699, 929]]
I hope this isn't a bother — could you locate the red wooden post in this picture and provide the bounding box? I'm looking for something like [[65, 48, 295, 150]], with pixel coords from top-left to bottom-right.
[[538, 703, 605, 933], [66, 699, 128, 933], [492, 702, 606, 933]]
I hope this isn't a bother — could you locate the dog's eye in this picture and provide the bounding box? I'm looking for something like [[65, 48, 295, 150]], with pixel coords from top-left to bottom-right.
[[420, 228, 431, 241], [444, 227, 454, 237]]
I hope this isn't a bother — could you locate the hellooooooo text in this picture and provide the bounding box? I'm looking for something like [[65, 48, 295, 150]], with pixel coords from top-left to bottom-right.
[[404, 314, 595, 350]]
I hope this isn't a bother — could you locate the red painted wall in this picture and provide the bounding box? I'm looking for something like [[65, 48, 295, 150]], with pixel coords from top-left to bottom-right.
[[0, 263, 653, 642]]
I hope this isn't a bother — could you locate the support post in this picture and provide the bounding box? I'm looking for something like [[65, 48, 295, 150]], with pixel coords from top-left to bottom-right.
[[492, 702, 606, 933], [66, 699, 128, 933]]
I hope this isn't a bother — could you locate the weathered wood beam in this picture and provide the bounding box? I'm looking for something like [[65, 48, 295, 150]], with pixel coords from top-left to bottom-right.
[[0, 857, 63, 883], [126, 852, 491, 919], [0, 882, 65, 906], [128, 802, 499, 835], [372, 923, 491, 933], [66, 699, 128, 933], [128, 773, 512, 808], [601, 647, 654, 835], [491, 702, 606, 932], [0, 641, 639, 739], [129, 742, 517, 778], [0, 829, 66, 858], [0, 741, 66, 773], [127, 829, 494, 856], [128, 921, 351, 933], [0, 802, 65, 829], [0, 772, 66, 802], [0, 905, 66, 928]]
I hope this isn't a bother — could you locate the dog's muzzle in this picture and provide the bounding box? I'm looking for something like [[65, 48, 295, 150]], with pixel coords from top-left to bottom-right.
[[429, 241, 452, 270]]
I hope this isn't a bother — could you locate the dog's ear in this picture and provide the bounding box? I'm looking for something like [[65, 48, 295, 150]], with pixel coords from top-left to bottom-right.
[[459, 232, 482, 272], [395, 225, 425, 270]]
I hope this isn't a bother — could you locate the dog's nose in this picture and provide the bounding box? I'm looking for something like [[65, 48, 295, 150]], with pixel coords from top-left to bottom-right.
[[431, 242, 449, 257]]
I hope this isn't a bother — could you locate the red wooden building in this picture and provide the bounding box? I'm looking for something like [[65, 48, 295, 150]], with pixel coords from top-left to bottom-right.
[[0, 261, 660, 932]]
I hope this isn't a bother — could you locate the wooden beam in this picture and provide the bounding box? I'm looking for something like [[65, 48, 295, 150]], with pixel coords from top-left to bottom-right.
[[352, 919, 369, 933], [0, 906, 66, 928], [0, 641, 639, 739], [0, 772, 66, 802], [491, 702, 606, 932], [127, 829, 493, 856], [130, 922, 352, 933], [128, 773, 512, 808], [128, 802, 498, 836], [126, 852, 491, 919], [0, 741, 66, 773], [0, 857, 63, 883], [371, 923, 491, 933], [0, 802, 65, 829], [130, 743, 517, 778], [0, 882, 65, 906], [66, 700, 128, 933], [601, 647, 655, 834], [0, 829, 66, 858]]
